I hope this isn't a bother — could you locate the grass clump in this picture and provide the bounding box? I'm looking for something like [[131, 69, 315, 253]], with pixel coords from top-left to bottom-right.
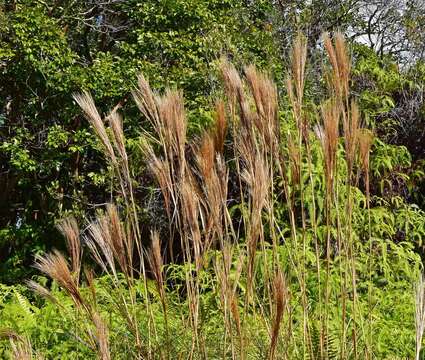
[[0, 33, 424, 359]]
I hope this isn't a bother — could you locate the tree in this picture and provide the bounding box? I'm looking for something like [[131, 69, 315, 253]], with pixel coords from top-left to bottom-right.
[[0, 0, 279, 282]]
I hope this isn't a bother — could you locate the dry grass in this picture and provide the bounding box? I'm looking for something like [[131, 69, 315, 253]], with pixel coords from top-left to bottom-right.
[[56, 217, 81, 281], [269, 270, 288, 360], [20, 33, 391, 360], [0, 330, 36, 360]]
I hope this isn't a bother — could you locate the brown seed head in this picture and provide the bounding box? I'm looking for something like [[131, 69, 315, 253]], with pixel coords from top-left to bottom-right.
[[290, 33, 307, 103], [357, 128, 374, 173], [34, 250, 85, 309], [73, 92, 116, 164], [212, 100, 227, 154], [270, 269, 288, 359], [56, 216, 81, 280], [344, 100, 360, 169]]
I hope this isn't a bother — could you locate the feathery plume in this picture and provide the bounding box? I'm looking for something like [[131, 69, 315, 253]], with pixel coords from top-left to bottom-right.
[[180, 176, 202, 264], [86, 215, 117, 281], [230, 296, 241, 338], [85, 268, 97, 305], [158, 89, 187, 171], [290, 33, 308, 104], [357, 128, 374, 173], [56, 216, 81, 280], [196, 133, 215, 181], [195, 132, 229, 248], [92, 312, 111, 360], [323, 33, 340, 94], [220, 57, 243, 103], [269, 270, 288, 359], [0, 331, 33, 360], [106, 204, 131, 277], [220, 58, 253, 129], [334, 32, 351, 98], [148, 231, 164, 296], [317, 100, 340, 190], [73, 92, 116, 163], [26, 280, 59, 305], [323, 32, 351, 98], [148, 152, 173, 219], [132, 74, 160, 130], [212, 100, 227, 154], [242, 153, 269, 293], [34, 250, 85, 310], [344, 100, 360, 169], [107, 111, 127, 164], [245, 64, 279, 150]]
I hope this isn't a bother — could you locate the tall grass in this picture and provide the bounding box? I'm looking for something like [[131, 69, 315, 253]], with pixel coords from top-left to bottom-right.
[[11, 34, 421, 359]]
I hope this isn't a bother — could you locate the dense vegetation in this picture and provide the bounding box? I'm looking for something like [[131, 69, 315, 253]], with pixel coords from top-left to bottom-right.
[[1, 1, 425, 358]]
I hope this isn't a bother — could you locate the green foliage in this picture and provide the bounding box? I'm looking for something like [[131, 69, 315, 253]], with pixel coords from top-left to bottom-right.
[[352, 44, 403, 126], [0, 232, 420, 358], [1, 2, 425, 358], [0, 0, 280, 283]]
